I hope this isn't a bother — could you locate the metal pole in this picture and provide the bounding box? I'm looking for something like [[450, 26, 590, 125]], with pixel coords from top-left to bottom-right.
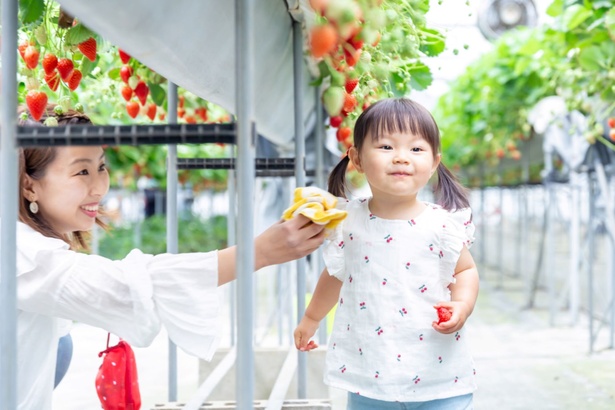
[[545, 181, 556, 326], [569, 172, 580, 325], [166, 81, 179, 401], [588, 174, 596, 353], [479, 165, 486, 266], [228, 145, 237, 347], [1, 0, 19, 407], [292, 19, 308, 399], [235, 0, 255, 407], [314, 87, 328, 346]]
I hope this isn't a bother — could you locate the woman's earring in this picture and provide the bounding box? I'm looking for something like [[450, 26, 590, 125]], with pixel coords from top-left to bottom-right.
[[29, 201, 39, 214]]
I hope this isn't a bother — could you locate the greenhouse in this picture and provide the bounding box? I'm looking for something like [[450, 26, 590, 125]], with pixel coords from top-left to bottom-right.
[[2, 0, 615, 409]]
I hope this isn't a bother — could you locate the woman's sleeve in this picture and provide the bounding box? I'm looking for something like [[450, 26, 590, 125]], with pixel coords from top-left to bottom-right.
[[438, 207, 475, 287], [322, 199, 348, 281], [17, 235, 221, 360]]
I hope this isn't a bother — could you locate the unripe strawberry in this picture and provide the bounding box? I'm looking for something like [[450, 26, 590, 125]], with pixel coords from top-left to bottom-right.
[[323, 86, 345, 117]]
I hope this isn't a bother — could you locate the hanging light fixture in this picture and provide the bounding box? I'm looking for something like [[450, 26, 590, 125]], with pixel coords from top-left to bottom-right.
[[477, 0, 538, 41]]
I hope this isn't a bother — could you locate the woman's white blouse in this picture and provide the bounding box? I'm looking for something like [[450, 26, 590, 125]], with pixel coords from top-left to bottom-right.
[[322, 198, 477, 402], [14, 222, 221, 410]]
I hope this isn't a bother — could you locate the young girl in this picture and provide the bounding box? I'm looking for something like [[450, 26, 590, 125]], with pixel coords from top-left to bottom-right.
[[294, 98, 479, 409], [14, 105, 325, 410]]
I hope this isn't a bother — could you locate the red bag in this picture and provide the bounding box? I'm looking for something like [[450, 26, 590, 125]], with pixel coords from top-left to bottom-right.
[[95, 333, 141, 410]]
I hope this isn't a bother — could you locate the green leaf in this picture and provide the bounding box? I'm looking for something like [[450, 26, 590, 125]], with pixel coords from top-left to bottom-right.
[[149, 83, 166, 106], [418, 28, 445, 56], [19, 0, 45, 24], [80, 56, 98, 77], [546, 0, 564, 17], [563, 4, 593, 30], [606, 7, 615, 39], [108, 67, 121, 81], [64, 23, 95, 46], [406, 63, 432, 91], [578, 45, 605, 71]]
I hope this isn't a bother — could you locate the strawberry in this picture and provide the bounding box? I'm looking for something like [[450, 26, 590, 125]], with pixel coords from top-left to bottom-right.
[[18, 41, 31, 60], [436, 307, 452, 324], [178, 95, 185, 109], [608, 117, 615, 129], [78, 37, 97, 62], [178, 108, 186, 119], [329, 115, 343, 128], [610, 128, 615, 140], [42, 54, 58, 75], [336, 126, 352, 142], [146, 103, 157, 121], [322, 86, 345, 117], [185, 115, 197, 124], [26, 90, 48, 121], [126, 101, 139, 119], [343, 47, 361, 67], [121, 85, 133, 101], [23, 45, 40, 70], [134, 81, 149, 106], [66, 69, 82, 91], [120, 65, 133, 84], [344, 78, 358, 94], [118, 49, 131, 64], [158, 112, 166, 121], [44, 71, 60, 92], [310, 24, 338, 58], [342, 93, 357, 114], [196, 107, 208, 121], [57, 59, 74, 81]]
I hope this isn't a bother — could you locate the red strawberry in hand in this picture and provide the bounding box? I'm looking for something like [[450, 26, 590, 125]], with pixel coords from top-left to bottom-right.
[[57, 59, 74, 81], [42, 54, 58, 75], [26, 90, 48, 121], [78, 37, 97, 62], [436, 307, 452, 325]]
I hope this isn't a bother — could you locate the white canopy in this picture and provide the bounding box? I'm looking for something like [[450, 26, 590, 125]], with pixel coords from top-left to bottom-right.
[[57, 0, 318, 148]]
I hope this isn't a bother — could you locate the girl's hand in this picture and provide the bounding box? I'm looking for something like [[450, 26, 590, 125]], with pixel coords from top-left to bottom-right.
[[294, 315, 320, 351], [431, 301, 471, 334], [255, 215, 325, 270]]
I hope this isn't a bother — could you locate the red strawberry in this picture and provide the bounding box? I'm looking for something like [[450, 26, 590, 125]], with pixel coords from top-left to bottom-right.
[[310, 24, 338, 58], [342, 93, 357, 114], [329, 115, 343, 128], [44, 71, 60, 92], [158, 112, 166, 121], [336, 126, 352, 142], [134, 81, 149, 106], [57, 59, 74, 81], [78, 37, 97, 62], [146, 103, 157, 121], [345, 78, 358, 94], [126, 101, 139, 118], [608, 117, 615, 129], [436, 307, 451, 324], [196, 107, 208, 121], [41, 54, 58, 75], [610, 128, 615, 140], [18, 41, 31, 60], [121, 85, 133, 101], [66, 69, 82, 91], [120, 65, 133, 84], [26, 90, 48, 121], [118, 49, 131, 64], [23, 45, 40, 70]]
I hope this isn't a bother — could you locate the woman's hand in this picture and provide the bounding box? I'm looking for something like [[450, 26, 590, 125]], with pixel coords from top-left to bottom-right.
[[254, 215, 325, 270], [294, 315, 320, 351]]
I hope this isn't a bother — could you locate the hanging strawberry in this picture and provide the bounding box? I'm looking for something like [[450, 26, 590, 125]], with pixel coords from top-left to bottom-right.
[[26, 90, 48, 121], [77, 37, 97, 62]]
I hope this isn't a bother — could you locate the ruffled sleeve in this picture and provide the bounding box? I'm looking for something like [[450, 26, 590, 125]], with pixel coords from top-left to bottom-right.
[[438, 207, 475, 287], [16, 222, 221, 360], [322, 198, 349, 281]]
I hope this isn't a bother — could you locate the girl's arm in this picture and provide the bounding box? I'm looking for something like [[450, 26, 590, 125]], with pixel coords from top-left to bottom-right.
[[217, 215, 325, 286], [433, 246, 479, 334], [294, 268, 343, 351]]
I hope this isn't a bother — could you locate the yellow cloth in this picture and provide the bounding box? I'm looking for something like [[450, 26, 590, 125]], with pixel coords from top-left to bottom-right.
[[282, 187, 347, 230]]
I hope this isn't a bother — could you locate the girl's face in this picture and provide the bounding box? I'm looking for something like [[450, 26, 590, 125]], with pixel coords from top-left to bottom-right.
[[350, 131, 440, 201], [24, 146, 109, 235]]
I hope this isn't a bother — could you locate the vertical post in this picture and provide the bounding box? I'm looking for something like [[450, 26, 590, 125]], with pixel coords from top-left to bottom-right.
[[228, 145, 237, 347], [569, 172, 580, 325], [588, 174, 596, 353], [236, 0, 256, 408], [1, 0, 19, 407], [292, 19, 308, 399], [314, 88, 328, 346], [479, 165, 486, 266], [545, 180, 556, 326], [167, 81, 179, 401]]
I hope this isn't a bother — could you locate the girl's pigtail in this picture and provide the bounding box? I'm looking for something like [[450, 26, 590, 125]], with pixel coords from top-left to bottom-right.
[[328, 155, 351, 198], [435, 163, 470, 211]]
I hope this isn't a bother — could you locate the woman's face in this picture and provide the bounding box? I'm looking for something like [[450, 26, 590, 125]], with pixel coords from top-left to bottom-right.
[[26, 146, 109, 234]]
